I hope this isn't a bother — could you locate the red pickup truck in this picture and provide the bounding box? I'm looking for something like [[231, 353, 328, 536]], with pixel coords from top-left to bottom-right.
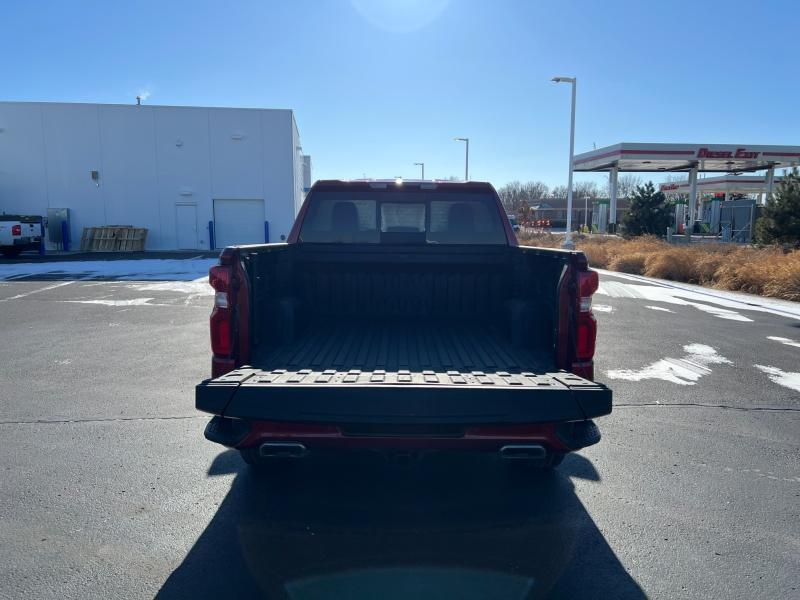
[[196, 180, 611, 469]]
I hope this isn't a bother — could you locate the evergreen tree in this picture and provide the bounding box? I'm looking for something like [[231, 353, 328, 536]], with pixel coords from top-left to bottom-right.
[[620, 181, 671, 237], [755, 168, 800, 246]]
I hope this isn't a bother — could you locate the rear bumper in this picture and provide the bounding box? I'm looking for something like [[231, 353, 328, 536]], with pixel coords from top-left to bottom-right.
[[204, 416, 602, 453]]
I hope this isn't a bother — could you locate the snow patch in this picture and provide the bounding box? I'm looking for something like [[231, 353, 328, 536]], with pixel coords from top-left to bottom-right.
[[597, 281, 752, 322], [593, 304, 613, 313], [0, 258, 216, 282], [646, 305, 674, 313], [607, 343, 731, 385], [128, 278, 212, 295], [754, 365, 800, 393], [62, 298, 161, 307], [597, 269, 800, 320], [766, 336, 800, 349]]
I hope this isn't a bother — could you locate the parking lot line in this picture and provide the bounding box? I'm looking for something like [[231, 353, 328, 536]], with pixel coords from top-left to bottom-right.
[[0, 280, 74, 303]]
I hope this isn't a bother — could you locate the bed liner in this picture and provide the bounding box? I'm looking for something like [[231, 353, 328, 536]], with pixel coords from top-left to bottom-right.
[[196, 320, 611, 424]]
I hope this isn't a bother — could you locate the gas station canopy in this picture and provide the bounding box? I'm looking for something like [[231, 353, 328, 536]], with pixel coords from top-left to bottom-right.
[[571, 142, 800, 229], [573, 143, 800, 173], [659, 175, 784, 196]]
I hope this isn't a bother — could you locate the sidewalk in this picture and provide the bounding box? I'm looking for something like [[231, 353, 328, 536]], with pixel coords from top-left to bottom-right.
[[0, 250, 219, 265]]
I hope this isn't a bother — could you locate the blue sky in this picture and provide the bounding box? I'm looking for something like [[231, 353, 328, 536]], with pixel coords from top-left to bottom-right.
[[2, 0, 797, 188]]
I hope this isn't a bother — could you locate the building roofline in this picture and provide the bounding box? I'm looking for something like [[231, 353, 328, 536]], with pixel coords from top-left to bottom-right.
[[0, 100, 295, 113]]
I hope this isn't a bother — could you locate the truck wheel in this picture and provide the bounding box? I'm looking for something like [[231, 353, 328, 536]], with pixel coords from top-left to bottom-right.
[[1, 247, 22, 258]]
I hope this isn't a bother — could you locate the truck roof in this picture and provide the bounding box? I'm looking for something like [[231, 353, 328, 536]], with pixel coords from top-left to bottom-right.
[[310, 179, 498, 193]]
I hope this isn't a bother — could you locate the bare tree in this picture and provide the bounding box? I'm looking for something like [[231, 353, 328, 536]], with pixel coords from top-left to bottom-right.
[[550, 185, 568, 199], [522, 181, 549, 202], [574, 181, 599, 199], [617, 174, 643, 199], [497, 181, 550, 212]]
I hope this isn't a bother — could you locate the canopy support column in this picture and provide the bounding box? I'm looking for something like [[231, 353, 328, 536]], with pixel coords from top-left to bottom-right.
[[711, 192, 725, 233], [687, 167, 698, 227], [608, 166, 618, 233], [763, 166, 775, 205]]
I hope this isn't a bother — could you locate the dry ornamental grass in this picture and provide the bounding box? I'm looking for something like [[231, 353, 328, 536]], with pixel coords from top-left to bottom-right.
[[516, 231, 800, 302]]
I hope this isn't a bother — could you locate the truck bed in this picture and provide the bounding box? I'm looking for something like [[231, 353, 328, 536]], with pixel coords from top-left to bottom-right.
[[197, 320, 611, 424], [252, 320, 554, 384]]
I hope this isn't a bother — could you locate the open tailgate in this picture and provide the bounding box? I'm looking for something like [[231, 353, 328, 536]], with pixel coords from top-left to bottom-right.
[[196, 367, 611, 425]]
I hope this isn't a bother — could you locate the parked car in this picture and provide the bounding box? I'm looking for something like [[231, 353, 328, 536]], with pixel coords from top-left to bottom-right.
[[196, 180, 611, 469], [507, 214, 520, 231], [0, 215, 43, 258]]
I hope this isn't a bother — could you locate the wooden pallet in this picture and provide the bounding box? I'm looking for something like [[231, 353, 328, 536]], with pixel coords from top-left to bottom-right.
[[80, 226, 148, 252]]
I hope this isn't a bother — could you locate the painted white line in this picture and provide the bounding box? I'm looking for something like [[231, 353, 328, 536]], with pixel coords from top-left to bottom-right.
[[607, 343, 731, 385], [646, 305, 674, 313], [754, 365, 800, 393], [766, 336, 800, 349], [593, 304, 613, 313], [0, 280, 74, 303]]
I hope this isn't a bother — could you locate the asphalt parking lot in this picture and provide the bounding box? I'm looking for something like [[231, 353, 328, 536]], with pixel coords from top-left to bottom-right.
[[0, 259, 798, 599]]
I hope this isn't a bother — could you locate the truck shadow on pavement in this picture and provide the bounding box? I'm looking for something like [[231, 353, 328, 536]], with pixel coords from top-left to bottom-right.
[[157, 450, 644, 599]]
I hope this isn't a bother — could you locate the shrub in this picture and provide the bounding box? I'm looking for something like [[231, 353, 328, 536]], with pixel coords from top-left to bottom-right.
[[755, 168, 800, 246], [644, 248, 700, 282], [608, 252, 647, 274], [580, 244, 610, 269], [762, 252, 800, 301], [620, 182, 672, 238]]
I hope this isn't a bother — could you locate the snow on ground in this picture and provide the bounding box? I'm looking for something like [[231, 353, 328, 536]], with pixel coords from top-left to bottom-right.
[[766, 336, 800, 349], [0, 258, 216, 283], [60, 298, 164, 307], [596, 269, 800, 321], [753, 365, 800, 393], [645, 305, 674, 313], [607, 343, 731, 385], [127, 279, 212, 295]]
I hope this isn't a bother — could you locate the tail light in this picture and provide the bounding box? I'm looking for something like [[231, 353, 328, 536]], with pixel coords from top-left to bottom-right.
[[209, 265, 233, 356], [11, 224, 21, 236], [573, 269, 599, 377]]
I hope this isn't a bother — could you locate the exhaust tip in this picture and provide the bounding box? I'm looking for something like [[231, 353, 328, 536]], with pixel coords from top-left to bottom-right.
[[259, 441, 308, 458], [499, 444, 547, 460]]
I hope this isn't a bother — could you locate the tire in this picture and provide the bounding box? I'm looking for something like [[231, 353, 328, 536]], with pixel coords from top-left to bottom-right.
[[1, 247, 22, 258]]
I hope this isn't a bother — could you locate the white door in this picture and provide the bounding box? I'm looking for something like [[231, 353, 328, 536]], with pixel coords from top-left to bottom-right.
[[175, 204, 199, 249], [213, 199, 265, 248]]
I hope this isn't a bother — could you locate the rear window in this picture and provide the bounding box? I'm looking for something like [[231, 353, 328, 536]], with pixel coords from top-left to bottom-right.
[[299, 197, 379, 243], [298, 191, 507, 245]]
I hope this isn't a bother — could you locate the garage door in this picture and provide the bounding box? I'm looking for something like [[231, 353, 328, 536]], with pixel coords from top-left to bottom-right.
[[213, 199, 265, 248]]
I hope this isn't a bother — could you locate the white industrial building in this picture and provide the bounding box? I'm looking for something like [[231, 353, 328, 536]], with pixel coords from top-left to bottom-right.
[[0, 101, 310, 250]]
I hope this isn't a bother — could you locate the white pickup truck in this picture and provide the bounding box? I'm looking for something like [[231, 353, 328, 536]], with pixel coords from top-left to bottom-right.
[[0, 215, 43, 258]]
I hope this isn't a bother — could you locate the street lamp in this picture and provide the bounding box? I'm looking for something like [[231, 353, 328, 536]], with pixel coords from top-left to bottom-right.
[[551, 76, 576, 249], [454, 137, 469, 181], [414, 162, 425, 180]]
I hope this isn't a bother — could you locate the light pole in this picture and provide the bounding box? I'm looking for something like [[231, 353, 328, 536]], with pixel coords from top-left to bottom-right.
[[414, 162, 425, 180], [551, 76, 576, 249], [454, 137, 469, 181]]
